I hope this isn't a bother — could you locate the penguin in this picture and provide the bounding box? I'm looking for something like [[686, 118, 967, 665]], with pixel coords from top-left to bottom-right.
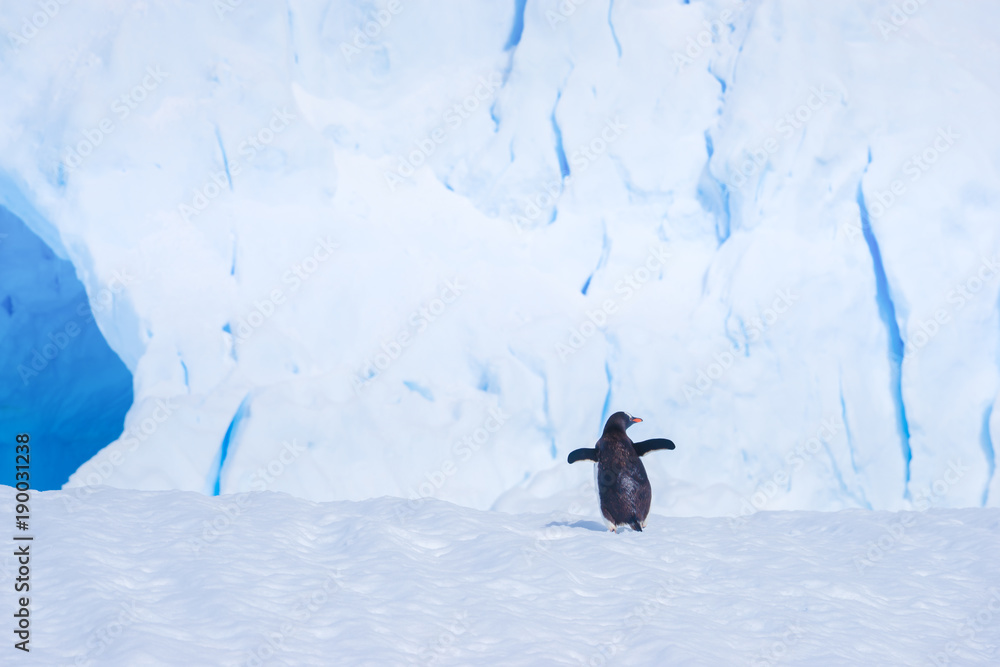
[[567, 411, 675, 532]]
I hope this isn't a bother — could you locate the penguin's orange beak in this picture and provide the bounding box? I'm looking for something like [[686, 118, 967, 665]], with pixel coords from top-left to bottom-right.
[[631, 417, 643, 423]]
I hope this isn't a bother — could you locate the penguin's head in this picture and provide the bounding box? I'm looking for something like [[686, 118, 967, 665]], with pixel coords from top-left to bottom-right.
[[605, 411, 642, 434]]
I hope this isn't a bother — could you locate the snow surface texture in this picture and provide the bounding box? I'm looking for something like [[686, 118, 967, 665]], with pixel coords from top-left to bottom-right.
[[1, 1, 999, 513], [3, 486, 999, 665]]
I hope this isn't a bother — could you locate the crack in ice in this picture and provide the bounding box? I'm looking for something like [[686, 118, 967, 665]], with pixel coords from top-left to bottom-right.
[[214, 126, 233, 191], [608, 0, 622, 58], [551, 90, 570, 179], [213, 395, 251, 495], [857, 152, 911, 495], [982, 405, 994, 506]]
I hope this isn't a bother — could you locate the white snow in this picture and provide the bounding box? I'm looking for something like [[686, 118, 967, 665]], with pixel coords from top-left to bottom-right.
[[1, 0, 999, 516], [4, 485, 999, 665]]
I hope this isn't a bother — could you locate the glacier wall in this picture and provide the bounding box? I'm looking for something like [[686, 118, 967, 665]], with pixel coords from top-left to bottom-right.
[[1, 0, 998, 516]]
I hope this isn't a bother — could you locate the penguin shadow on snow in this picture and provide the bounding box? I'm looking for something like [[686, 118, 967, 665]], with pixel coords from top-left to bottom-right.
[[566, 411, 676, 533], [545, 520, 607, 533]]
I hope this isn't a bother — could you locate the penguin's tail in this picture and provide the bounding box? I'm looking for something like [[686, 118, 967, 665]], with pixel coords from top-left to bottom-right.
[[628, 518, 642, 532]]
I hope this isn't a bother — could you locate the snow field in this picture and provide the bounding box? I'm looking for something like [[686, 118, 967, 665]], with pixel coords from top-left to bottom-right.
[[3, 486, 999, 665]]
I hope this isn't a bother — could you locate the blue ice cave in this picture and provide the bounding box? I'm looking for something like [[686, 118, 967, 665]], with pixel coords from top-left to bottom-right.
[[0, 206, 133, 490]]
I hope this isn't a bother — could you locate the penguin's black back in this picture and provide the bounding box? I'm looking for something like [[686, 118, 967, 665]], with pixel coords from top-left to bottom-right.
[[595, 417, 651, 530]]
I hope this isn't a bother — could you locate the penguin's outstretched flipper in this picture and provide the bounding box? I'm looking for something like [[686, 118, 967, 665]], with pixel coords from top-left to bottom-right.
[[567, 448, 598, 464], [632, 438, 675, 457]]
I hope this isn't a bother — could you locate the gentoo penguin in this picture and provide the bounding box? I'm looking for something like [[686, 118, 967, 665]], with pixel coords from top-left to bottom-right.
[[567, 411, 675, 532]]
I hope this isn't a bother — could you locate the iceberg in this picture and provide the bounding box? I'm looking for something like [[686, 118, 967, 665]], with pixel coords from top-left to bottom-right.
[[0, 0, 997, 515]]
